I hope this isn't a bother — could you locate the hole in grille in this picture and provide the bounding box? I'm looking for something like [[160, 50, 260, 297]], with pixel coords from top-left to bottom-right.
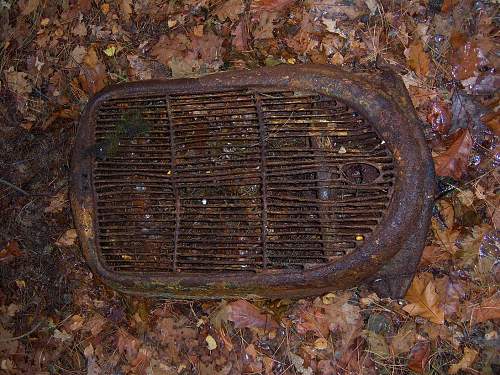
[[92, 90, 395, 273]]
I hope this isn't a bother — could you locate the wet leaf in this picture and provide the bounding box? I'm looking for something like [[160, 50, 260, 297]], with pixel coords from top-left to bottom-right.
[[407, 40, 430, 78], [403, 273, 444, 324], [407, 341, 430, 374], [427, 100, 452, 135], [433, 129, 473, 180], [448, 347, 478, 374]]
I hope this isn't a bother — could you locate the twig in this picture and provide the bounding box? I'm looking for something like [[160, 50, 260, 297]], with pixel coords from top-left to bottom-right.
[[0, 321, 42, 343], [0, 178, 29, 196]]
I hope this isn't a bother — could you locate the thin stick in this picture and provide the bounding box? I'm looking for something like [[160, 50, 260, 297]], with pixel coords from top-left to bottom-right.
[[0, 178, 29, 196], [0, 321, 42, 343]]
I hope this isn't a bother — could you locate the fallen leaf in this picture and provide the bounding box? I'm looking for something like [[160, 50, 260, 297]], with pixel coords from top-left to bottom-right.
[[72, 22, 87, 37], [117, 329, 140, 361], [408, 341, 430, 374], [216, 300, 278, 330], [70, 46, 87, 65], [205, 335, 217, 350], [471, 292, 500, 324], [406, 40, 430, 78], [289, 352, 313, 375], [231, 23, 246, 52], [365, 330, 390, 359], [403, 273, 445, 324], [251, 0, 295, 12], [448, 347, 478, 374], [193, 24, 204, 37], [420, 245, 452, 265], [310, 0, 366, 20], [295, 293, 363, 353], [79, 46, 108, 94], [450, 91, 487, 133], [120, 0, 132, 21], [44, 190, 68, 213], [103, 45, 117, 57], [459, 224, 492, 266], [53, 329, 72, 342], [101, 3, 110, 14], [427, 100, 452, 135], [20, 0, 40, 15], [314, 337, 328, 350], [5, 68, 32, 96], [55, 229, 77, 247], [215, 0, 244, 22], [85, 314, 107, 336], [0, 240, 23, 261], [433, 129, 473, 180], [127, 55, 153, 80], [390, 321, 416, 355], [449, 33, 492, 81], [441, 0, 459, 12]]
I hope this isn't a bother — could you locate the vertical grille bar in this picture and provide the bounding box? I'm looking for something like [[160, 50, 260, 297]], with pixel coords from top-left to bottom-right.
[[255, 93, 269, 268], [166, 95, 180, 272]]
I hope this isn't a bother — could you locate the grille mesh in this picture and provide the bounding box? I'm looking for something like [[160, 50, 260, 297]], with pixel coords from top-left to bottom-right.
[[93, 90, 395, 273]]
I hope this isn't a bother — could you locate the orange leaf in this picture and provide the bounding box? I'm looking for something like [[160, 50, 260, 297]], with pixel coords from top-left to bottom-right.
[[407, 41, 430, 77], [403, 273, 444, 324], [433, 129, 473, 180]]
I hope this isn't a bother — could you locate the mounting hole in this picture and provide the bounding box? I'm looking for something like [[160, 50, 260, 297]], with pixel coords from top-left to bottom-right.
[[342, 163, 380, 184]]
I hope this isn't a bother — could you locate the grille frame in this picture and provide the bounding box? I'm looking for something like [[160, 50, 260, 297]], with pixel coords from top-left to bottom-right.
[[71, 65, 435, 299]]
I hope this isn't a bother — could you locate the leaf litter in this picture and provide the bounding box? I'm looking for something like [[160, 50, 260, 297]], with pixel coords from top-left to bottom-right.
[[0, 0, 498, 374]]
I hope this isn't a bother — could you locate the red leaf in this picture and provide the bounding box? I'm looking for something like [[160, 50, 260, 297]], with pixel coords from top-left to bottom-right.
[[433, 129, 473, 180], [408, 341, 430, 374]]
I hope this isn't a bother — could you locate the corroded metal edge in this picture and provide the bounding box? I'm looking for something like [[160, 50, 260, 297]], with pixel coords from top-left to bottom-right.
[[70, 64, 435, 299]]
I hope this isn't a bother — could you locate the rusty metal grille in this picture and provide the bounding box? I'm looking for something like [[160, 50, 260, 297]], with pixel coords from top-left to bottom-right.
[[92, 90, 395, 273]]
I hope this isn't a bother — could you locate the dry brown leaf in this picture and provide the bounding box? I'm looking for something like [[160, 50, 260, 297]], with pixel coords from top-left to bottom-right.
[[55, 229, 78, 247], [215, 0, 244, 22], [72, 22, 87, 37], [5, 68, 32, 96], [251, 0, 295, 12], [127, 55, 153, 80], [44, 190, 68, 213], [403, 273, 444, 324], [448, 347, 478, 374], [420, 245, 452, 265], [80, 47, 108, 94], [433, 129, 473, 180], [407, 40, 430, 78], [20, 0, 40, 15], [471, 292, 500, 324], [408, 341, 430, 374], [0, 240, 23, 262], [217, 300, 278, 330], [120, 0, 133, 22], [390, 321, 416, 355]]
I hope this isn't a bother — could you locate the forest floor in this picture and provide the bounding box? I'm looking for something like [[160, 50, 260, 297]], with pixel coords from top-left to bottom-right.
[[0, 0, 498, 374]]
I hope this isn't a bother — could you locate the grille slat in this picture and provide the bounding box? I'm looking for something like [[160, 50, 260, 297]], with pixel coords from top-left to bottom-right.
[[92, 90, 395, 273]]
